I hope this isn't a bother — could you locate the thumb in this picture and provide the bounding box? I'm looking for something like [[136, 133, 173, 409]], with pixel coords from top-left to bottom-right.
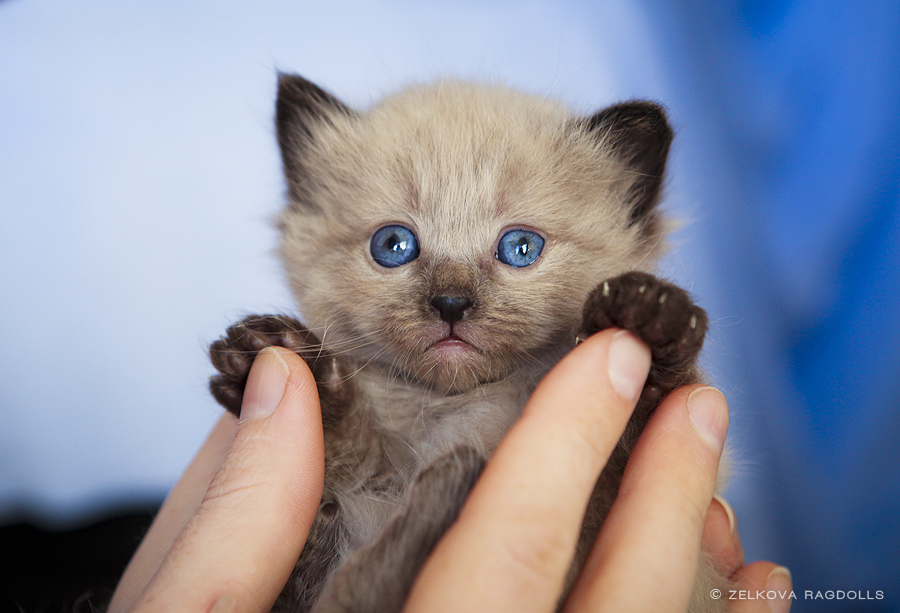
[[133, 347, 324, 613]]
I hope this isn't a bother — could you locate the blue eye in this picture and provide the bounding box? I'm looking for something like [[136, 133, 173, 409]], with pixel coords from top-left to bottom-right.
[[496, 229, 544, 267], [370, 225, 420, 268]]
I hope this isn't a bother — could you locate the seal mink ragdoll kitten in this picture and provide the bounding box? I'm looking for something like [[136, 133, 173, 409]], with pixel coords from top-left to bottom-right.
[[209, 74, 730, 612]]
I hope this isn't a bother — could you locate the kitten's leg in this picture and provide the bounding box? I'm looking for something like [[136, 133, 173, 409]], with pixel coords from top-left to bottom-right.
[[311, 446, 486, 613], [577, 271, 728, 613], [271, 501, 349, 613], [208, 314, 353, 421]]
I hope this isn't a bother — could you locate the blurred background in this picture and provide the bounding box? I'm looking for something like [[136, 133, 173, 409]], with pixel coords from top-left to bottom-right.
[[1, 0, 897, 611]]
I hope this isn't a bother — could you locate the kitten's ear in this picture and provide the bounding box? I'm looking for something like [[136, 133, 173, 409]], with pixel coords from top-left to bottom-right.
[[276, 74, 355, 185], [583, 102, 673, 226]]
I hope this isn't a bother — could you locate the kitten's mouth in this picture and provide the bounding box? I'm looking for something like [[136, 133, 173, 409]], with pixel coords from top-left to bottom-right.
[[436, 333, 465, 344], [416, 327, 500, 390], [427, 333, 479, 356], [431, 334, 474, 349]]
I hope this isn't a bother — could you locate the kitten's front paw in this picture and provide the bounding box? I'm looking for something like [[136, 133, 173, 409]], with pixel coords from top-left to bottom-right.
[[209, 314, 349, 417], [581, 272, 708, 395]]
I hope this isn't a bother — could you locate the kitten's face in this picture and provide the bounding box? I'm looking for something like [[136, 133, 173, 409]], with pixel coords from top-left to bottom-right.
[[276, 78, 671, 392]]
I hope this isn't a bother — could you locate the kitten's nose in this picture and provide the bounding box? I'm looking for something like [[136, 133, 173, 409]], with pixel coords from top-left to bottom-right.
[[430, 295, 473, 324]]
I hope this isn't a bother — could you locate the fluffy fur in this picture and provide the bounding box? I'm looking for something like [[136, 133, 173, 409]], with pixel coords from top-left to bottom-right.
[[209, 75, 729, 612]]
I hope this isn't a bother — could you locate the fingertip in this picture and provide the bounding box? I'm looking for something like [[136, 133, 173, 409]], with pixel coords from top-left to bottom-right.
[[269, 346, 319, 408], [241, 346, 319, 431], [606, 330, 651, 402], [240, 347, 291, 421], [687, 386, 729, 454], [703, 495, 743, 575], [713, 494, 737, 536], [569, 329, 651, 403], [731, 562, 793, 613], [269, 344, 303, 371], [765, 567, 793, 613]]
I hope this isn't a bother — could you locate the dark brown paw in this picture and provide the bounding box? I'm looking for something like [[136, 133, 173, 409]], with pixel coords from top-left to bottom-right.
[[581, 272, 708, 395], [209, 314, 349, 417]]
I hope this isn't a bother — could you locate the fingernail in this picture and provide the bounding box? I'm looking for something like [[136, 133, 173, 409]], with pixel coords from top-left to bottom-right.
[[713, 494, 736, 535], [687, 387, 729, 453], [766, 567, 793, 613], [240, 347, 290, 421], [210, 594, 236, 613], [607, 331, 651, 402]]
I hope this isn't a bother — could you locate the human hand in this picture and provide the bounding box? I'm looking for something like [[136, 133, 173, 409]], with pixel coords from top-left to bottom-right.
[[109, 330, 789, 613], [108, 346, 325, 613]]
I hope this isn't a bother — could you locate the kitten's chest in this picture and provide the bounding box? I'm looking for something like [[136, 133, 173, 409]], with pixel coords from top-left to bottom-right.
[[322, 368, 538, 548], [357, 368, 539, 461]]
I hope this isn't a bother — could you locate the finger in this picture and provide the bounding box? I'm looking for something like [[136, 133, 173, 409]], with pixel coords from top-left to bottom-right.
[[702, 495, 743, 576], [108, 413, 237, 613], [730, 563, 793, 613], [564, 385, 729, 612], [404, 329, 651, 613], [131, 347, 325, 613]]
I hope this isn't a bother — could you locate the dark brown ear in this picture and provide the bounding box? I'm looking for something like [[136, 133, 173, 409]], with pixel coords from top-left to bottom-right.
[[583, 102, 673, 226], [276, 73, 355, 189]]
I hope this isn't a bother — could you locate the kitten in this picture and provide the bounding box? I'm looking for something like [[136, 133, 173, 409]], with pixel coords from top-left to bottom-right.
[[209, 74, 729, 612]]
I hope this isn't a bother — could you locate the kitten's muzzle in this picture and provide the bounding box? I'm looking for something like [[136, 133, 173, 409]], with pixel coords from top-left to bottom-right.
[[430, 294, 473, 324]]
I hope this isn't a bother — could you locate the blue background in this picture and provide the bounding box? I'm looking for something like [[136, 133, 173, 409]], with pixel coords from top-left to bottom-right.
[[1, 1, 897, 610]]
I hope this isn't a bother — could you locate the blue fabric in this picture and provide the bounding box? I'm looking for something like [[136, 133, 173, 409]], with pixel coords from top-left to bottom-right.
[[650, 1, 900, 609]]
